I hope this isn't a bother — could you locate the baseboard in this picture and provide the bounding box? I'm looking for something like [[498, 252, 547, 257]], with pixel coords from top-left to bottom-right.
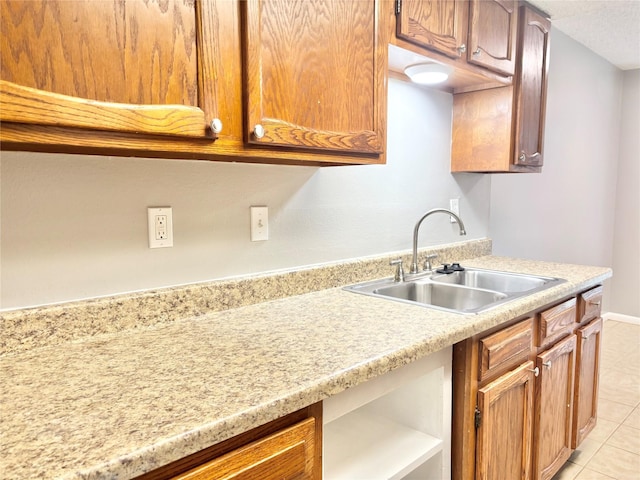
[[602, 312, 640, 325]]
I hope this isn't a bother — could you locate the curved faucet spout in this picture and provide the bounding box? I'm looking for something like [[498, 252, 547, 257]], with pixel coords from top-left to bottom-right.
[[410, 208, 467, 274]]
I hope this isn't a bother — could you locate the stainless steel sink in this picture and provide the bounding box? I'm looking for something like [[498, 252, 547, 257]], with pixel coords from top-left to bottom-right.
[[344, 267, 565, 314], [429, 268, 548, 294]]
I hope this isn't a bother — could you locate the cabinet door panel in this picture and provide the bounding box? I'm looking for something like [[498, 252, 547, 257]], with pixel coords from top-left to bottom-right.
[[476, 361, 535, 480], [0, 0, 208, 138], [467, 0, 517, 76], [396, 0, 468, 59], [243, 0, 384, 153], [174, 417, 316, 480], [573, 317, 602, 448], [534, 335, 576, 480], [513, 5, 550, 167]]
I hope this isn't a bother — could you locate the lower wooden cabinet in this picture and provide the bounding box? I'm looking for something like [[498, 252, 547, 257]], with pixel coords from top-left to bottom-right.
[[534, 335, 576, 480], [476, 361, 535, 480], [136, 404, 321, 480], [573, 317, 603, 448], [453, 286, 603, 480]]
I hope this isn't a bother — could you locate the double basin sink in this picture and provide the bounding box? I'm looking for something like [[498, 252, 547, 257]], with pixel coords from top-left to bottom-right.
[[344, 266, 565, 314]]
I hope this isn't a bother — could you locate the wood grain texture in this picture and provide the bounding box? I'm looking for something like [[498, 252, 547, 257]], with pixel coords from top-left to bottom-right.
[[478, 317, 534, 382], [136, 403, 321, 480], [243, 0, 384, 153], [534, 334, 576, 480], [396, 0, 468, 59], [537, 298, 577, 347], [0, 0, 198, 105], [476, 361, 535, 480], [577, 286, 603, 324], [451, 86, 513, 172], [573, 318, 602, 449], [467, 0, 517, 76], [173, 418, 316, 480], [0, 80, 207, 137], [513, 5, 550, 168]]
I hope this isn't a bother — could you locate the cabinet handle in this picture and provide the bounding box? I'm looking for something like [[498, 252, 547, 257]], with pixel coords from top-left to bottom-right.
[[518, 151, 541, 163], [210, 118, 223, 134], [589, 300, 601, 306], [529, 367, 540, 377], [542, 360, 552, 369], [472, 48, 481, 56], [458, 44, 467, 54], [253, 124, 265, 139]]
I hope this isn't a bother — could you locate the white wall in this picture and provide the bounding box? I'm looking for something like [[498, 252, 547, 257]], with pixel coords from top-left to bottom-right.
[[490, 29, 625, 311], [0, 79, 490, 309], [609, 69, 640, 317]]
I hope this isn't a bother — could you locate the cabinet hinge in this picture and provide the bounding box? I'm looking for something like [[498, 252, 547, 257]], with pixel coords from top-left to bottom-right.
[[395, 0, 402, 15], [474, 406, 482, 429]]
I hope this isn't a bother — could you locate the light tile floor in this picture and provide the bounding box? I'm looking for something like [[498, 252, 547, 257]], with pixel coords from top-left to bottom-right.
[[552, 320, 640, 480]]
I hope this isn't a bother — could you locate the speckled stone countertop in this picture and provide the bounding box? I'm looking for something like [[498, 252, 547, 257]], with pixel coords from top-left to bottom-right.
[[0, 248, 611, 479]]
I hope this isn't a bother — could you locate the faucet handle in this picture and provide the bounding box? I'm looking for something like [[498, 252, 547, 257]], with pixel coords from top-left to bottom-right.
[[423, 254, 438, 272], [390, 258, 405, 282]]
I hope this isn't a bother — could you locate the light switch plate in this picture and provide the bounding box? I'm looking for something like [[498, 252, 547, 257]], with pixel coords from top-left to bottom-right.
[[250, 206, 269, 241]]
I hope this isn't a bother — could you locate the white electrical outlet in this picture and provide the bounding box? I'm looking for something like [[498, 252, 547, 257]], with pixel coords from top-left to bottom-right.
[[250, 206, 269, 241], [449, 198, 460, 223], [148, 207, 173, 248]]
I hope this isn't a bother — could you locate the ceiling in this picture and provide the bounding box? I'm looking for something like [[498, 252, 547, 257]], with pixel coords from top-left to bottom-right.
[[527, 0, 640, 70]]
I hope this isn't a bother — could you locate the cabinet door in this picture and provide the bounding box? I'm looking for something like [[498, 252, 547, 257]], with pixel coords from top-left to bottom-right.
[[573, 317, 602, 448], [243, 0, 385, 154], [467, 0, 518, 76], [513, 5, 550, 168], [476, 361, 535, 480], [396, 0, 468, 59], [0, 0, 210, 138], [534, 334, 576, 480], [173, 417, 317, 480]]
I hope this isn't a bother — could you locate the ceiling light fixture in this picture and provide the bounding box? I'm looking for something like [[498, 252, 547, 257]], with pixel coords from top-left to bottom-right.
[[404, 63, 453, 85]]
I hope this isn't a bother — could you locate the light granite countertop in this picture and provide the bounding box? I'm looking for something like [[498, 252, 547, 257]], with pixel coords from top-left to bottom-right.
[[0, 253, 611, 479]]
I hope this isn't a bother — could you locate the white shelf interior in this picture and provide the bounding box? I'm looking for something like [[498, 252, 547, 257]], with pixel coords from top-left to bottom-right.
[[323, 347, 452, 480], [324, 410, 443, 480]]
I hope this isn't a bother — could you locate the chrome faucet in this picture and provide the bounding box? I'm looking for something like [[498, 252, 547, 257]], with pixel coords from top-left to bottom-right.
[[410, 208, 467, 274]]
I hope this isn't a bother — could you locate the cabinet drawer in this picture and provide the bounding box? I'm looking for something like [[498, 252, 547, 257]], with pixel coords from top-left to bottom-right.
[[173, 417, 316, 480], [578, 286, 603, 324], [538, 298, 576, 347], [478, 317, 534, 382]]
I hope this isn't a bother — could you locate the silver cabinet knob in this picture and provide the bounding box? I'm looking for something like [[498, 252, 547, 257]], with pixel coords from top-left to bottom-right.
[[472, 48, 481, 56], [210, 118, 223, 134], [542, 361, 552, 369], [519, 153, 526, 162], [529, 367, 540, 377], [253, 124, 265, 139], [457, 44, 467, 55]]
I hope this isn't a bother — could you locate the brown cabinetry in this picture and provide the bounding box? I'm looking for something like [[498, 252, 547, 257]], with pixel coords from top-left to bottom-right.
[[243, 0, 385, 154], [393, 0, 518, 90], [1, 0, 388, 165], [451, 3, 550, 173], [453, 286, 603, 480], [0, 0, 208, 139], [534, 334, 576, 480], [573, 287, 603, 448], [136, 403, 321, 480], [467, 0, 518, 76], [476, 361, 535, 480]]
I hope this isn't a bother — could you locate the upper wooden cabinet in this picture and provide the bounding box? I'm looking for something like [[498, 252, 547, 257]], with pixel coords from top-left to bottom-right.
[[467, 0, 518, 76], [0, 0, 209, 139], [451, 3, 550, 173], [396, 0, 469, 59], [0, 0, 388, 165], [243, 0, 385, 154], [392, 0, 518, 89]]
